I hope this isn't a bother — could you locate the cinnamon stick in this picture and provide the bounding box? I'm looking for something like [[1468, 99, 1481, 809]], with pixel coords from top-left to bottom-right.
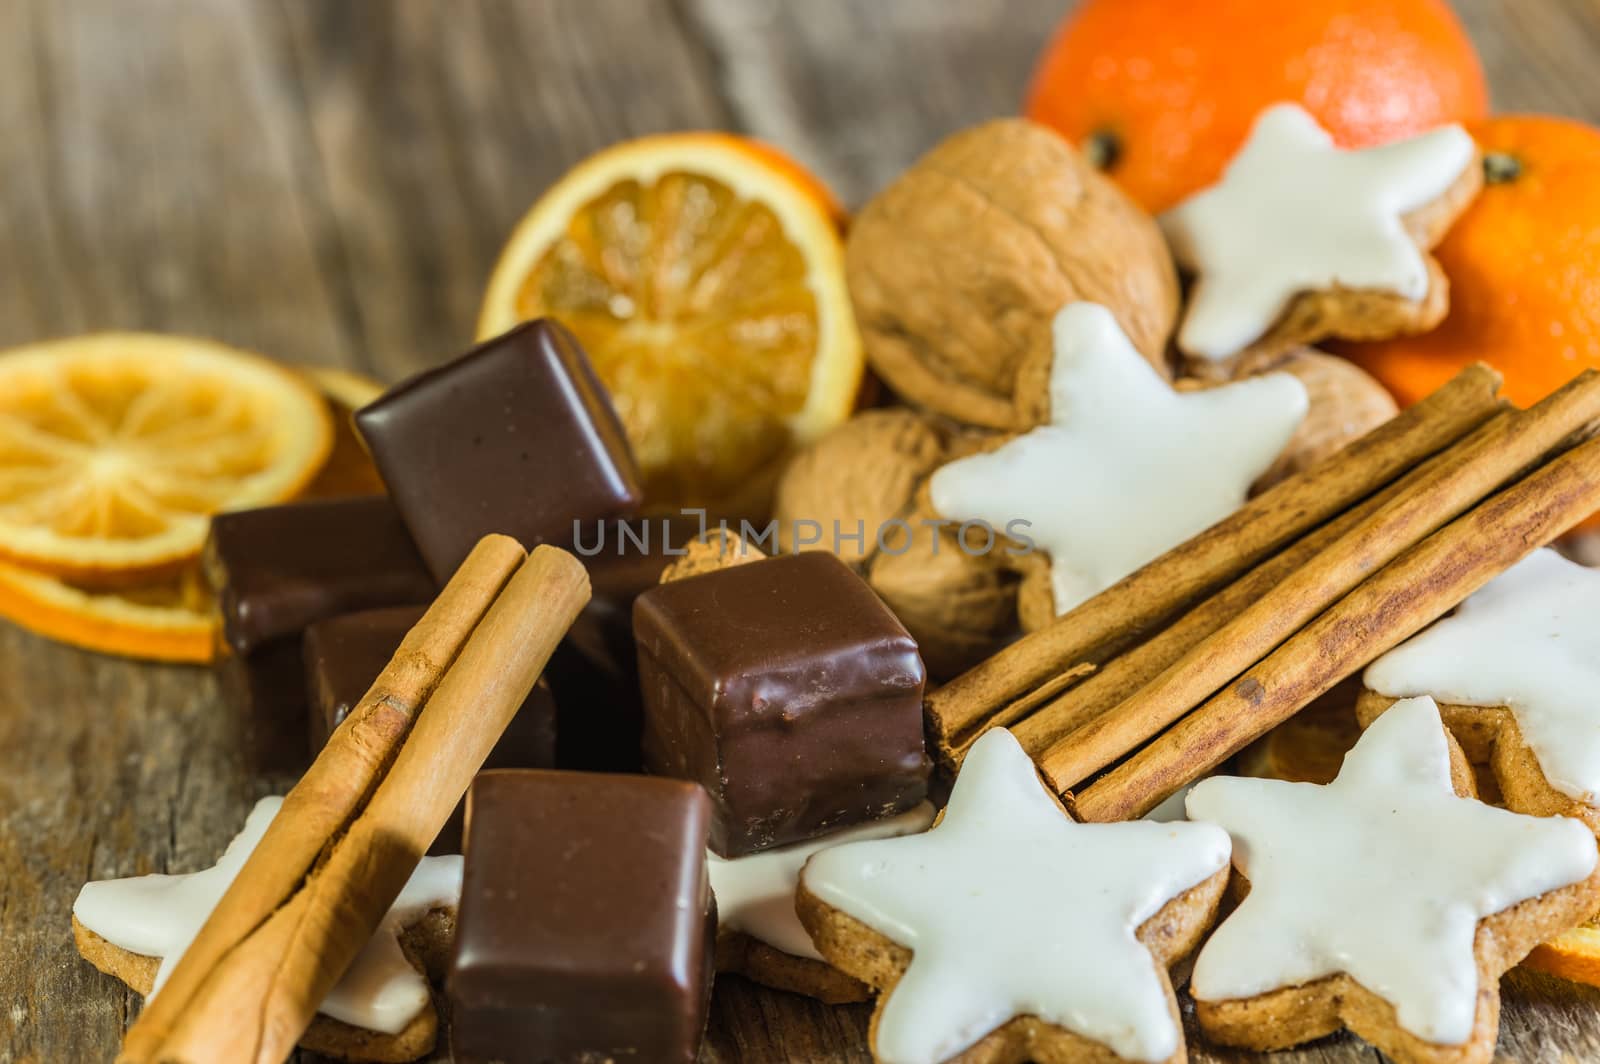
[[147, 545, 589, 1063], [925, 363, 1503, 758], [1040, 369, 1600, 792], [1006, 435, 1445, 759], [120, 533, 526, 1062], [1072, 431, 1600, 822]]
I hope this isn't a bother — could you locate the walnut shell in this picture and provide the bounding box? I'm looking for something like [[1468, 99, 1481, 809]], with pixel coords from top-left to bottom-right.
[[1012, 553, 1059, 634], [772, 409, 948, 565], [659, 529, 765, 584], [1254, 351, 1399, 492], [846, 119, 1180, 430], [867, 517, 1019, 680]]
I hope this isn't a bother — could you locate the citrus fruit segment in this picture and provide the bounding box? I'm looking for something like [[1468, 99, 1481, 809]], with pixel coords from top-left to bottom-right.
[[477, 133, 862, 512], [0, 333, 332, 582], [1524, 921, 1600, 988], [0, 559, 213, 663]]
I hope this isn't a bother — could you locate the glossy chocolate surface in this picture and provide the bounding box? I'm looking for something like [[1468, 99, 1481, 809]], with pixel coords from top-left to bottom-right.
[[633, 550, 930, 857], [302, 604, 558, 852], [355, 320, 642, 581], [204, 496, 435, 655], [449, 770, 715, 1064]]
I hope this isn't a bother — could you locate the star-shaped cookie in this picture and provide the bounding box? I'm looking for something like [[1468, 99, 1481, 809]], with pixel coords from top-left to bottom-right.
[[1361, 549, 1600, 832], [797, 728, 1231, 1064], [928, 302, 1305, 617], [1187, 697, 1600, 1064], [710, 802, 935, 1003], [1162, 103, 1479, 377], [73, 796, 462, 1037]]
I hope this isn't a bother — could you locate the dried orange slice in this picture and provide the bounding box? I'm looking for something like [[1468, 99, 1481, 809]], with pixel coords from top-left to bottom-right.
[[1524, 920, 1600, 987], [0, 333, 331, 583], [477, 133, 862, 513], [0, 559, 213, 662]]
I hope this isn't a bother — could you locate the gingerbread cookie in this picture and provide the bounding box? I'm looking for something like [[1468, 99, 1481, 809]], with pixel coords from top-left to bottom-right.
[[711, 802, 935, 1004], [1361, 548, 1600, 835], [929, 302, 1305, 619], [1162, 103, 1481, 380], [72, 797, 461, 1063], [1186, 696, 1600, 1064], [796, 728, 1230, 1064]]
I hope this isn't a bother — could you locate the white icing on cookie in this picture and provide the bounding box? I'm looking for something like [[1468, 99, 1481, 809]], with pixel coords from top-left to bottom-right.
[[1187, 697, 1597, 1045], [803, 728, 1231, 1064], [73, 796, 462, 1036], [709, 803, 935, 961], [1161, 103, 1476, 360], [929, 302, 1305, 614], [1366, 549, 1600, 805]]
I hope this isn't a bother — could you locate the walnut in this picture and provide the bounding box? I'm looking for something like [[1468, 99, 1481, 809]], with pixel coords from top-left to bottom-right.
[[771, 409, 1022, 677], [845, 119, 1180, 430], [659, 528, 765, 584], [867, 517, 1019, 680], [1254, 351, 1399, 491], [772, 409, 947, 565]]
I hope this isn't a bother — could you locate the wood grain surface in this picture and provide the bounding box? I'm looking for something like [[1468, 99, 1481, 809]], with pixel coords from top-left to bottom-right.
[[3, 1, 1600, 1061]]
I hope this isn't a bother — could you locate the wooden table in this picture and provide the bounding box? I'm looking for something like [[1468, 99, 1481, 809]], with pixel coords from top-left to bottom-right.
[[5, 1, 1600, 1060]]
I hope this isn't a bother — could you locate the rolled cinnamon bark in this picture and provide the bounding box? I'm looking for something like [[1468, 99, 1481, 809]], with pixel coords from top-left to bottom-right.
[[1041, 369, 1600, 791], [119, 533, 526, 1063], [122, 542, 590, 1064], [1005, 433, 1451, 758], [925, 363, 1503, 762], [1072, 431, 1600, 822]]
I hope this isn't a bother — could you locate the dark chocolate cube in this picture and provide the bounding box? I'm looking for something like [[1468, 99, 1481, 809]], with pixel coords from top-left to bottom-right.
[[203, 496, 435, 773], [302, 605, 558, 852], [215, 639, 310, 775], [449, 770, 715, 1064], [355, 320, 642, 581], [204, 496, 436, 655], [633, 551, 930, 857]]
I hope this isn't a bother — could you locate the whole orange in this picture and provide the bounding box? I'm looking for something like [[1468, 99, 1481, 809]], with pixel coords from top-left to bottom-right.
[[1341, 115, 1600, 408], [1026, 0, 1488, 213], [1340, 115, 1600, 528]]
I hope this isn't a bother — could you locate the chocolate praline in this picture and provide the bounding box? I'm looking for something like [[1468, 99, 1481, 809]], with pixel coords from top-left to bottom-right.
[[633, 550, 931, 857]]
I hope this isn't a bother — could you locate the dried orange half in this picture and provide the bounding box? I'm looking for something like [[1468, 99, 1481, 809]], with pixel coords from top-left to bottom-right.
[[477, 133, 862, 513], [0, 333, 332, 583]]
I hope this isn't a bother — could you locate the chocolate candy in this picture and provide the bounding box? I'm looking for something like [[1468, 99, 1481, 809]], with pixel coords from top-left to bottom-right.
[[302, 605, 558, 852], [550, 515, 700, 771], [633, 550, 930, 857], [355, 320, 642, 581], [204, 496, 436, 655], [449, 770, 715, 1064], [215, 640, 310, 774], [203, 496, 436, 771]]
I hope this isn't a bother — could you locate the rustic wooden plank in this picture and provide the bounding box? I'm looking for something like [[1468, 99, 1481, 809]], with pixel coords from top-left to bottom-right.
[[0, 0, 357, 1060], [684, 0, 1065, 207], [1456, 0, 1600, 116], [0, 636, 264, 1063], [0, 0, 356, 363], [269, 0, 735, 382]]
